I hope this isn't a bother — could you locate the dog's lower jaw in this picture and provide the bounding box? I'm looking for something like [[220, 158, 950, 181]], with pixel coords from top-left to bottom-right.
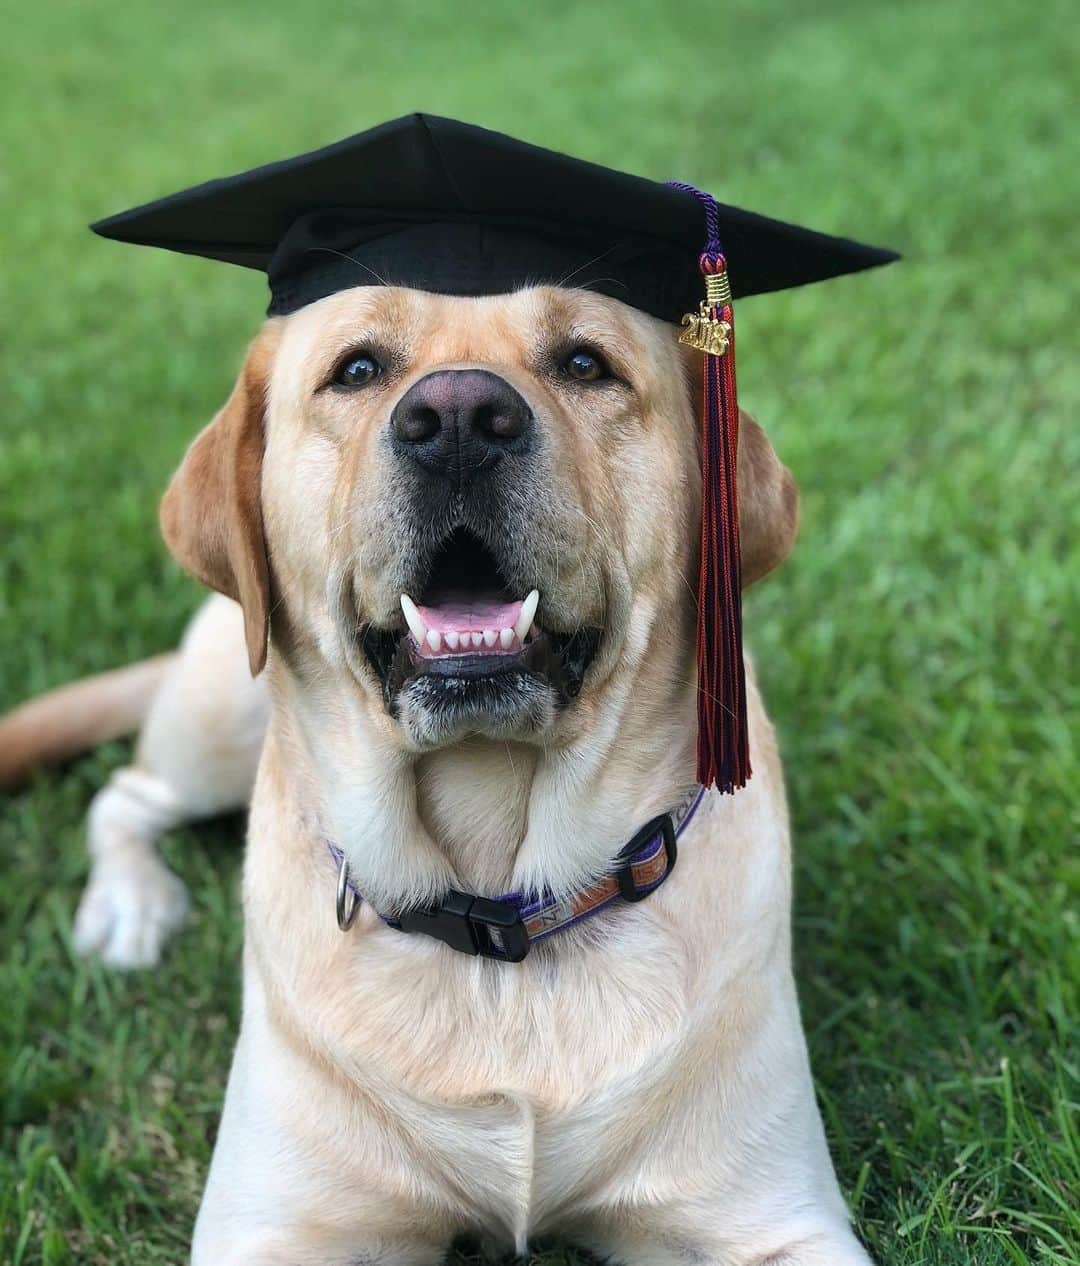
[[354, 622, 603, 748], [395, 670, 558, 746]]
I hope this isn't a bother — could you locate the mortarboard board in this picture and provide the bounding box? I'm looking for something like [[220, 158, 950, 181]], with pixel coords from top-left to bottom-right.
[[91, 113, 898, 793]]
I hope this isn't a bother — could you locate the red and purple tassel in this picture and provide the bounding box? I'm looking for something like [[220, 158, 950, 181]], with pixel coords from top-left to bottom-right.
[[669, 183, 751, 793]]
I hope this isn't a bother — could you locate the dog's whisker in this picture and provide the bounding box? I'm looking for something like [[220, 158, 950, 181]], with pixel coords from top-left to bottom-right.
[[672, 562, 700, 611], [553, 245, 618, 289], [576, 275, 631, 294], [304, 246, 391, 288], [669, 671, 744, 721]]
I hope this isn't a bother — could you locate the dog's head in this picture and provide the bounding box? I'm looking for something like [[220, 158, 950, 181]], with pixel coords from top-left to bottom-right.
[[162, 286, 797, 750]]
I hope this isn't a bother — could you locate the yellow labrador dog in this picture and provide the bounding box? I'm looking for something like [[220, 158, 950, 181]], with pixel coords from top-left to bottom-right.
[[3, 282, 870, 1265]]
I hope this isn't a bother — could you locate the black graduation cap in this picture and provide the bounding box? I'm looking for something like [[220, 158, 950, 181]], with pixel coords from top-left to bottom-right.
[[92, 113, 898, 793], [91, 112, 896, 320]]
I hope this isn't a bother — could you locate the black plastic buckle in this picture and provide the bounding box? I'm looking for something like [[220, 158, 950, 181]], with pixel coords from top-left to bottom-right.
[[615, 813, 677, 903], [396, 890, 530, 962]]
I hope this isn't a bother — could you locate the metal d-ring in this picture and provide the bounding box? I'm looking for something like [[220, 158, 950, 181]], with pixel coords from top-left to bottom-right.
[[336, 855, 359, 932]]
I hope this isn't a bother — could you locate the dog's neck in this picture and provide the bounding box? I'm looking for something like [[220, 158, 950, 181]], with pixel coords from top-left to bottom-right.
[[413, 741, 540, 891], [266, 641, 699, 912]]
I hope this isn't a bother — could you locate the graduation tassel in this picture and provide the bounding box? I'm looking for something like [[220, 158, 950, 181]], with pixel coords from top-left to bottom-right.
[[669, 184, 750, 793]]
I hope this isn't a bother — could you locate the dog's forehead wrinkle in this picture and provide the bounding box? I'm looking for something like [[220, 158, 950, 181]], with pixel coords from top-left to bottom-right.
[[401, 286, 641, 368]]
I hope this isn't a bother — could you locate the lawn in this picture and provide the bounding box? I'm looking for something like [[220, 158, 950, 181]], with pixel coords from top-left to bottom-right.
[[0, 0, 1077, 1262]]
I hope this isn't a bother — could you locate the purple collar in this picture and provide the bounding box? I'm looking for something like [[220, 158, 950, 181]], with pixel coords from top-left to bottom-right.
[[328, 787, 705, 962]]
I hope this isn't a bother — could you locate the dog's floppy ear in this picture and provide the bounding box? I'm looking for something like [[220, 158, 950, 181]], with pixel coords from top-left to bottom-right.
[[160, 326, 280, 674], [738, 411, 800, 587]]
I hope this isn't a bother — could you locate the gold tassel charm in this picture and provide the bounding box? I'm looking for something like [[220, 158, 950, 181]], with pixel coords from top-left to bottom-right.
[[679, 303, 731, 356], [678, 268, 734, 356]]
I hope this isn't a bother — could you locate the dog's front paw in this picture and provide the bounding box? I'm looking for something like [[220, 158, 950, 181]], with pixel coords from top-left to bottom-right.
[[73, 846, 189, 968]]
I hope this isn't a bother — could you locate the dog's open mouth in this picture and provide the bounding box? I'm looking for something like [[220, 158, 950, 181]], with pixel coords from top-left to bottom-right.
[[359, 527, 601, 719], [401, 524, 540, 661]]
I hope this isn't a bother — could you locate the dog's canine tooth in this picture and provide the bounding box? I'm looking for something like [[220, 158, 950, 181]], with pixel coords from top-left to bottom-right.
[[426, 630, 442, 652], [400, 594, 427, 645], [499, 627, 514, 650], [483, 629, 498, 648], [514, 590, 540, 643]]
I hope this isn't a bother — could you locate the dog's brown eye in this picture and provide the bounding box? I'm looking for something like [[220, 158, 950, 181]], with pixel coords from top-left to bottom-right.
[[335, 352, 382, 387], [563, 349, 609, 382]]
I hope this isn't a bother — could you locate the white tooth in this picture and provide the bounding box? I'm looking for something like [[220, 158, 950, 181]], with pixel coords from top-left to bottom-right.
[[514, 590, 540, 643], [470, 631, 483, 648], [400, 594, 427, 645], [483, 629, 498, 648], [426, 629, 442, 653], [499, 627, 514, 650], [444, 630, 459, 650]]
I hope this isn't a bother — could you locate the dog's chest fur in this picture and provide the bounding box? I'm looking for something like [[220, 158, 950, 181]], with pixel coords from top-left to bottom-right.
[[183, 671, 866, 1266], [245, 827, 699, 1241]]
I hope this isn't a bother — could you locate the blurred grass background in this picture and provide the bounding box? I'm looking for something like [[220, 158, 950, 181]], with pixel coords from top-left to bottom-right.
[[0, 0, 1077, 1262]]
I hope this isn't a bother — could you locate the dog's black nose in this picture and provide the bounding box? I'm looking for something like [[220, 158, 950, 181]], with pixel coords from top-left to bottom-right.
[[390, 369, 533, 483]]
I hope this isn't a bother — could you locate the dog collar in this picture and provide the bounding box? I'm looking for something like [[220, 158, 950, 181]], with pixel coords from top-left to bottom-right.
[[327, 786, 705, 962]]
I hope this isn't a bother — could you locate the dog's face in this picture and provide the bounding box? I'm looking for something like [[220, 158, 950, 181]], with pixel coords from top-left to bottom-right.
[[162, 286, 797, 751], [264, 286, 703, 749]]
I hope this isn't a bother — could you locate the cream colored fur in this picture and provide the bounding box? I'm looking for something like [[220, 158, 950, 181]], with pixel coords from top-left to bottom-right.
[[31, 284, 871, 1262], [71, 595, 267, 966]]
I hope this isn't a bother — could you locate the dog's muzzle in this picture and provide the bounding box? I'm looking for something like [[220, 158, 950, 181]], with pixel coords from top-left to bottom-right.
[[359, 524, 601, 744]]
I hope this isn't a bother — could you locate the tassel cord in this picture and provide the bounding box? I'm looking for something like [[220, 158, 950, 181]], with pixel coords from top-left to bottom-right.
[[668, 179, 751, 792]]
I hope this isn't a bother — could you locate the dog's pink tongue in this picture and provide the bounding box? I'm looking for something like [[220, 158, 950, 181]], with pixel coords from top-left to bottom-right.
[[417, 597, 523, 634]]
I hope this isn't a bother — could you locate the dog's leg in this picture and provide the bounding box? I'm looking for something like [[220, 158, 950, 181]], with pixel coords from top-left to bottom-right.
[[579, 1224, 873, 1266], [74, 595, 266, 968], [748, 1236, 874, 1266], [192, 1232, 448, 1266], [577, 1215, 871, 1266], [72, 765, 191, 968], [191, 993, 467, 1266]]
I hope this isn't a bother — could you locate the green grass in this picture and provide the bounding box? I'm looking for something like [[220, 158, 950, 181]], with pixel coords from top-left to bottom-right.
[[1, 0, 1077, 1261]]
